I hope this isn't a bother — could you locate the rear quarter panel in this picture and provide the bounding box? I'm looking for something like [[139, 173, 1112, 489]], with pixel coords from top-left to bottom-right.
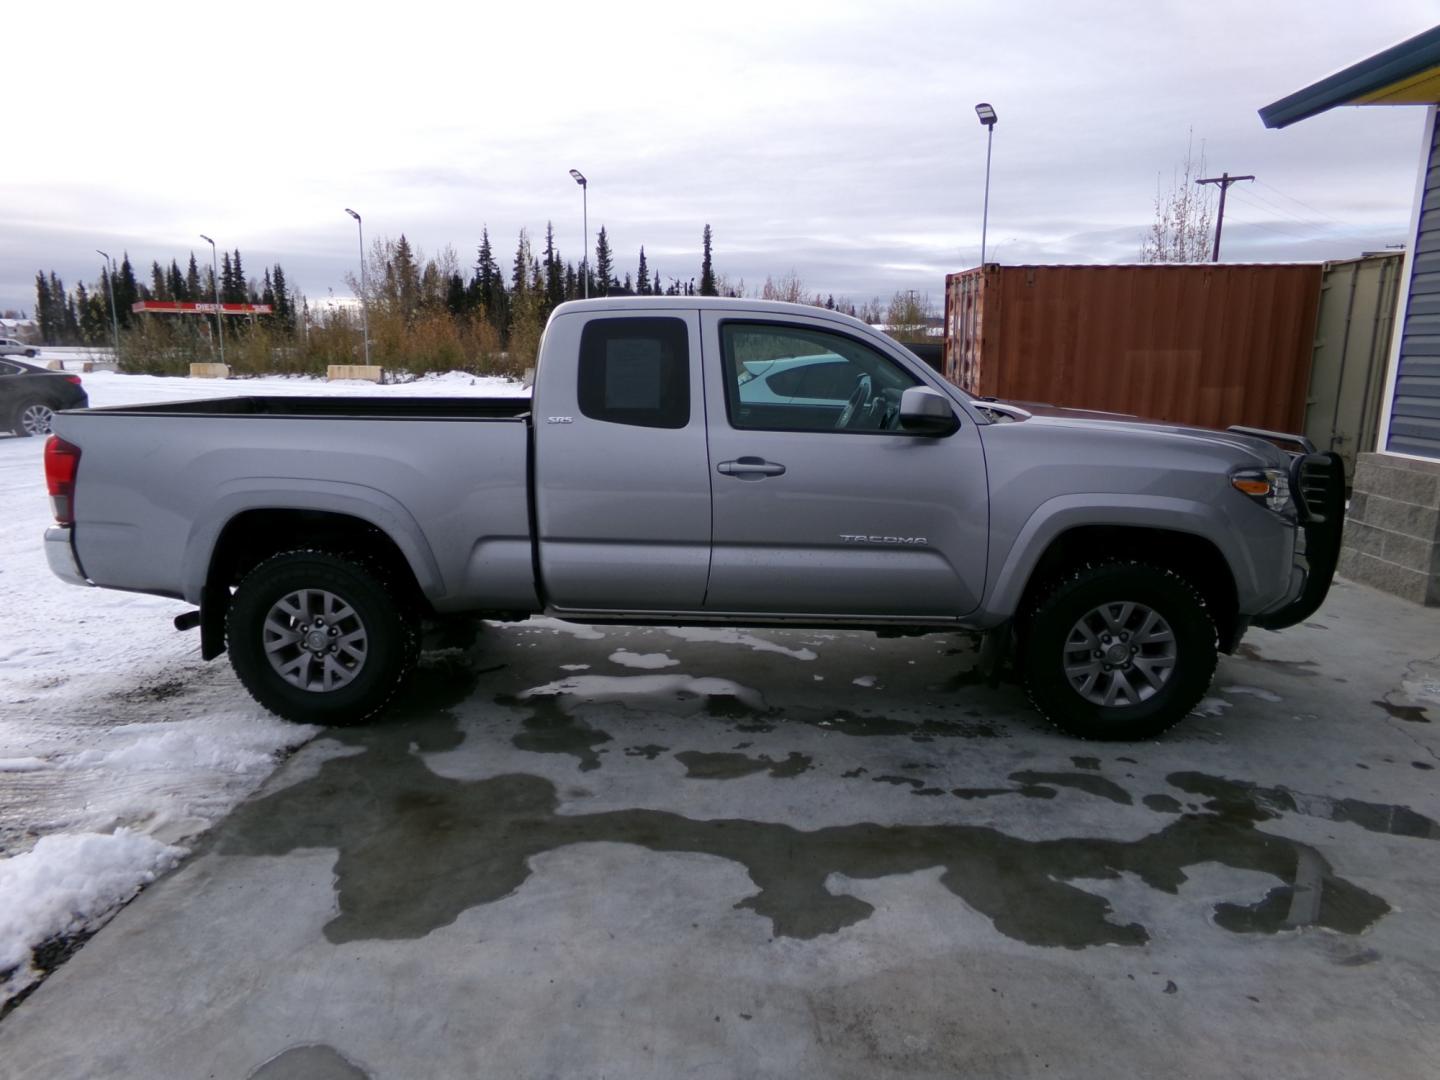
[[53, 411, 535, 611]]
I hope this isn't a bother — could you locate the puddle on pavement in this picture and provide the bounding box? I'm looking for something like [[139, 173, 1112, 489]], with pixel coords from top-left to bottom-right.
[[248, 1045, 371, 1080], [1008, 771, 1133, 805], [218, 709, 1423, 948], [1235, 643, 1320, 676], [497, 694, 613, 771], [675, 750, 813, 779], [1167, 772, 1440, 839], [1372, 699, 1431, 723]]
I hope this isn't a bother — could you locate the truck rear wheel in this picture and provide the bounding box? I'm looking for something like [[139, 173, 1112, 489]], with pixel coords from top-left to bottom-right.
[[1019, 561, 1217, 740], [226, 550, 419, 725]]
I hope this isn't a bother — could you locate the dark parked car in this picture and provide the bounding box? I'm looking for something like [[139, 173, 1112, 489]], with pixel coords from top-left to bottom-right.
[[0, 359, 88, 436]]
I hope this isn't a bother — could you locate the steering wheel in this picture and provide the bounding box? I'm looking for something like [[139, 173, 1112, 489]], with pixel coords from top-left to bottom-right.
[[835, 374, 874, 429]]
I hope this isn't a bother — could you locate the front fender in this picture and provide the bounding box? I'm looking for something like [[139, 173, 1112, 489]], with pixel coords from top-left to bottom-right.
[[179, 478, 445, 606], [983, 494, 1275, 620]]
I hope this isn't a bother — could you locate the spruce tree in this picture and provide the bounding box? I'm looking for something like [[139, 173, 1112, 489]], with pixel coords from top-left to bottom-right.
[[446, 272, 466, 316], [151, 261, 170, 301], [543, 222, 565, 312], [637, 248, 650, 295], [114, 255, 140, 327], [229, 250, 248, 304], [699, 225, 717, 296], [271, 264, 293, 330], [186, 253, 202, 299], [390, 236, 420, 319], [511, 229, 532, 296], [220, 252, 235, 304], [34, 273, 53, 342], [594, 226, 613, 294], [168, 260, 186, 301], [473, 227, 507, 334]]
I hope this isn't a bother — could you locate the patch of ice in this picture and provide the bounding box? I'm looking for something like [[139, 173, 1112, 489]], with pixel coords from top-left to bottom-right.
[[521, 673, 766, 711], [0, 758, 49, 772], [560, 664, 591, 672], [609, 650, 680, 670], [852, 675, 877, 688], [1220, 685, 1283, 703], [524, 617, 606, 640], [665, 627, 817, 661], [0, 829, 186, 1003], [1190, 697, 1232, 718]]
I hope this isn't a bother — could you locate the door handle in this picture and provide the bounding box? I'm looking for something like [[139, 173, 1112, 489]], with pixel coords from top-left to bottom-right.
[[717, 456, 786, 479]]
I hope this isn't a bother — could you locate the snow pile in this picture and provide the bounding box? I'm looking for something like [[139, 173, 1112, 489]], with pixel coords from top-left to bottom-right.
[[65, 717, 317, 775], [0, 829, 186, 1002]]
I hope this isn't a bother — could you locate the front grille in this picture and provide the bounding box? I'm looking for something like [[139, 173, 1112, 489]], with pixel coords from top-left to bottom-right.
[[1292, 453, 1341, 524]]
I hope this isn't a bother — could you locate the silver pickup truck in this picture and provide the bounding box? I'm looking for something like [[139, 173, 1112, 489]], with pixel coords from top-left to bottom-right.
[[41, 297, 1344, 739]]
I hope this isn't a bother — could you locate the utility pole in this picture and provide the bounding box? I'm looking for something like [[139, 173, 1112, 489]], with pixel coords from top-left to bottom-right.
[[1195, 172, 1254, 262]]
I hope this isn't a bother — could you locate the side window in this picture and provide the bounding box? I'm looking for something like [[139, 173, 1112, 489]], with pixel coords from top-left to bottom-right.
[[722, 322, 921, 433], [0, 361, 17, 376], [577, 317, 690, 429]]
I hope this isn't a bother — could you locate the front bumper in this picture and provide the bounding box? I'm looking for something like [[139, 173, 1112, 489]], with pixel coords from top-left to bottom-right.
[[44, 526, 92, 587], [1252, 451, 1346, 630]]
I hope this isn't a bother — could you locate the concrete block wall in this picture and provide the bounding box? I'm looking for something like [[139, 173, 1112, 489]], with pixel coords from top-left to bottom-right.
[[1338, 452, 1440, 605]]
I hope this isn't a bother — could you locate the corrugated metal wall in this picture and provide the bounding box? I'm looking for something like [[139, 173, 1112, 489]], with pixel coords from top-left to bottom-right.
[[943, 264, 1324, 432], [1306, 253, 1403, 478], [1386, 114, 1440, 459]]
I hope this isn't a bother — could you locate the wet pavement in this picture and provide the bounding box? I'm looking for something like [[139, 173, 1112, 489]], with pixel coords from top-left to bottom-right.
[[3, 579, 1439, 1078]]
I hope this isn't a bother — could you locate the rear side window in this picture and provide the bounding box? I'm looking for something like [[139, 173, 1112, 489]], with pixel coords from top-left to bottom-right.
[[578, 317, 690, 429]]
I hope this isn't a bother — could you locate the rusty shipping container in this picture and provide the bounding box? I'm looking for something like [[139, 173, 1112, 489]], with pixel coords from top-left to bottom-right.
[[943, 264, 1324, 432]]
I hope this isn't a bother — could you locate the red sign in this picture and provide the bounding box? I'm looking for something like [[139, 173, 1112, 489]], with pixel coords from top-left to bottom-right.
[[131, 301, 273, 315]]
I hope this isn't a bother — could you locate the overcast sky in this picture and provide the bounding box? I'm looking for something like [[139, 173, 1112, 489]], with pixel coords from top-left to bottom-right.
[[4, 1, 1436, 315]]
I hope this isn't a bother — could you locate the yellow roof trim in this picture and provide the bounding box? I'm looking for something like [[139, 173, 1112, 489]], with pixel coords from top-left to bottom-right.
[[1352, 65, 1440, 105]]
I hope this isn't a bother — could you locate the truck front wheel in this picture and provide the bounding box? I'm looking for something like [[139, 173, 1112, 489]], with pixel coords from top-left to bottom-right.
[[226, 550, 418, 725], [1019, 561, 1217, 740]]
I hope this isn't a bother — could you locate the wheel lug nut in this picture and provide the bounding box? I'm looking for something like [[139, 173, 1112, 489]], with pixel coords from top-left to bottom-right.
[[1120, 633, 1129, 642]]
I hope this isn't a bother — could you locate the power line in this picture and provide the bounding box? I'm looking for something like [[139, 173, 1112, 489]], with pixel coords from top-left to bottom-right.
[[1256, 179, 1351, 227], [1227, 188, 1402, 246]]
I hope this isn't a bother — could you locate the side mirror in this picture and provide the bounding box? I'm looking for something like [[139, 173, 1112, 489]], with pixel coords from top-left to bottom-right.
[[898, 387, 960, 436]]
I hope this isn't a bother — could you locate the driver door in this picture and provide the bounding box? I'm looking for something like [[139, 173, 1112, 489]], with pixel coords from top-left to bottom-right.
[[700, 312, 988, 618]]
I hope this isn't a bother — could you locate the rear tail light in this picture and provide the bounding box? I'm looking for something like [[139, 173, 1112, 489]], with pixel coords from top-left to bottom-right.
[[64, 375, 82, 385], [44, 435, 81, 525]]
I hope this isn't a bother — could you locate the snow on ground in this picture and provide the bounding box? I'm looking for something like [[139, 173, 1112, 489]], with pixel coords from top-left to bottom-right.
[[608, 650, 680, 670], [521, 673, 769, 712], [0, 369, 526, 1007]]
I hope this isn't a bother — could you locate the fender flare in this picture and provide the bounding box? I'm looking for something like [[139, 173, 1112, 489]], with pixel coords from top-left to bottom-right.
[[179, 478, 445, 607], [984, 494, 1252, 619]]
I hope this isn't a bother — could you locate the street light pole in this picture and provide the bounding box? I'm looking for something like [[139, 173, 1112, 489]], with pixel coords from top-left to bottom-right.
[[974, 103, 998, 266], [569, 169, 588, 299], [95, 249, 121, 361], [344, 208, 371, 365], [199, 233, 225, 366]]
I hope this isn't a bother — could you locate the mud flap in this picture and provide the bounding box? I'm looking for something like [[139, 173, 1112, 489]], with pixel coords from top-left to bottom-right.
[[200, 584, 230, 660], [1253, 451, 1346, 631]]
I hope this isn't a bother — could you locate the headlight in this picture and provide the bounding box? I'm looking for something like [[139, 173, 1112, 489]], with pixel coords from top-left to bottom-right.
[[1231, 467, 1293, 515]]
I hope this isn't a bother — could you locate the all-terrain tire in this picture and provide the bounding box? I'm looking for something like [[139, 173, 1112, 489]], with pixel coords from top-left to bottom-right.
[[1018, 560, 1217, 741], [226, 550, 419, 725]]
